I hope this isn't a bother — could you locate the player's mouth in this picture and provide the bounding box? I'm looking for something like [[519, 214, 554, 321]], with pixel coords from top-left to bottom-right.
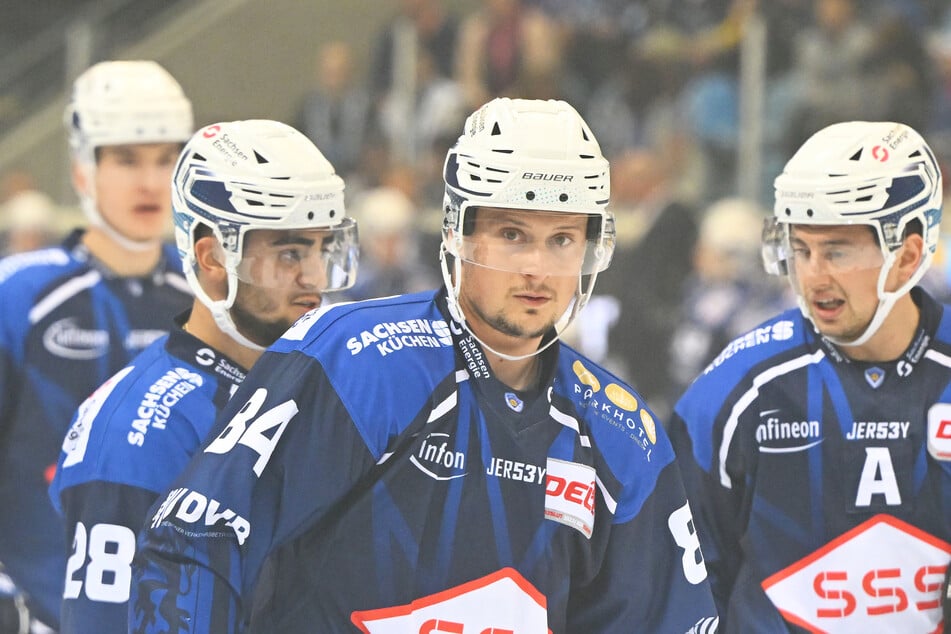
[[292, 295, 321, 311], [134, 203, 162, 214], [810, 296, 845, 320], [514, 291, 551, 308]]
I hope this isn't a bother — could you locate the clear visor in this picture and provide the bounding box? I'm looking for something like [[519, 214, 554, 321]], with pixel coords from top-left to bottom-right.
[[234, 218, 359, 292], [454, 208, 609, 276], [771, 221, 886, 296]]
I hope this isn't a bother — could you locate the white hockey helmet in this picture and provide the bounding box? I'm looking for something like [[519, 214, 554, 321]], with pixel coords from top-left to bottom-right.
[[172, 119, 359, 350], [440, 98, 615, 359], [765, 121, 943, 346], [64, 60, 193, 249]]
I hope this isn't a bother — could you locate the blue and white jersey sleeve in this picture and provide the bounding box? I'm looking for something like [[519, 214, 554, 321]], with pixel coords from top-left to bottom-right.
[[0, 235, 191, 628], [49, 326, 245, 634]]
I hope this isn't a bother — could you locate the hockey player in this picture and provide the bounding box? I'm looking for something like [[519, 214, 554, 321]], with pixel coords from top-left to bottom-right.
[[0, 60, 194, 630], [47, 119, 359, 633], [668, 121, 951, 632], [130, 98, 720, 633]]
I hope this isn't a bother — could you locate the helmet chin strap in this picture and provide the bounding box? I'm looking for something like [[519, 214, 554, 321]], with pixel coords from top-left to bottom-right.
[[438, 245, 588, 362], [805, 251, 915, 349], [78, 162, 161, 253], [183, 257, 266, 352]]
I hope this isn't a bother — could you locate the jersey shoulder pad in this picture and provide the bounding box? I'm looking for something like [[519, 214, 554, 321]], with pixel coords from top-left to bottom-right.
[[681, 308, 806, 402], [52, 336, 215, 498], [0, 246, 81, 295], [932, 299, 951, 347], [273, 290, 444, 356], [266, 290, 454, 458], [554, 344, 676, 521]]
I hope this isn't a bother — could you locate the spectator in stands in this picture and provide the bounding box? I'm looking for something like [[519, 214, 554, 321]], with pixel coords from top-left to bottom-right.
[[340, 186, 438, 301], [369, 0, 459, 101], [667, 197, 792, 400], [295, 40, 374, 178], [455, 0, 566, 110], [785, 0, 874, 152]]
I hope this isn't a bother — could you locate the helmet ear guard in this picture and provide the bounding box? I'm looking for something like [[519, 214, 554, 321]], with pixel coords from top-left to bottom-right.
[[769, 121, 943, 347]]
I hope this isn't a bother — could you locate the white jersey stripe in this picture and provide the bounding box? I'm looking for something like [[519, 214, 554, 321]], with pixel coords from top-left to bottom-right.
[[719, 349, 825, 488], [29, 269, 102, 324], [925, 348, 951, 368]]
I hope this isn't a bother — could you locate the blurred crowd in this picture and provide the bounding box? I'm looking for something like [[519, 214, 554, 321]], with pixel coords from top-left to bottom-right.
[[4, 0, 951, 414]]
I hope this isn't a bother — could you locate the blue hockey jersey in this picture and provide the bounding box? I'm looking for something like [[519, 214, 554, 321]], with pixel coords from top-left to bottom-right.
[[48, 319, 246, 633], [0, 231, 191, 627], [668, 287, 951, 633], [132, 289, 720, 633]]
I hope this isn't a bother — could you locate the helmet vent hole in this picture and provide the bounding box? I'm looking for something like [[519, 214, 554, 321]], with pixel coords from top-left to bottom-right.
[[307, 211, 315, 220], [582, 129, 590, 141], [806, 209, 814, 217], [559, 193, 568, 202], [193, 153, 206, 162], [254, 151, 269, 164], [491, 122, 501, 136], [785, 208, 792, 216], [526, 191, 536, 201], [329, 209, 336, 218], [849, 149, 863, 161], [580, 154, 594, 159]]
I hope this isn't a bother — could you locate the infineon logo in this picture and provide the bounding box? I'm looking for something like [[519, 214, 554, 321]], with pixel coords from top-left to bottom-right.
[[762, 515, 950, 633]]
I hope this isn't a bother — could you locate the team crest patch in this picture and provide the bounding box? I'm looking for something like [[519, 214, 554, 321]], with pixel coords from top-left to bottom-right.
[[864, 367, 885, 389], [504, 392, 524, 413]]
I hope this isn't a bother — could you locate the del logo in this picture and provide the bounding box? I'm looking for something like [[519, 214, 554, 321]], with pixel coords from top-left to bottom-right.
[[350, 567, 550, 633], [762, 515, 951, 633], [926, 403, 951, 460], [544, 458, 595, 538]]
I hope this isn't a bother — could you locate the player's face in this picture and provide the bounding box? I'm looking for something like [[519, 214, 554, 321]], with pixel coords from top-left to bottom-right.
[[94, 143, 180, 242], [788, 224, 886, 341], [457, 207, 586, 352], [231, 228, 331, 347]]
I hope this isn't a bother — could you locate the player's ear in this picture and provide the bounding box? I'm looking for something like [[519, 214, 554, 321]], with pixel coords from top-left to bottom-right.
[[193, 236, 227, 279], [895, 232, 924, 285], [71, 162, 90, 197]]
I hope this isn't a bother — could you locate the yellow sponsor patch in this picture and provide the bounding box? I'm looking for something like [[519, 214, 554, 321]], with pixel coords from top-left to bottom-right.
[[605, 383, 637, 411], [640, 409, 657, 445], [572, 360, 601, 392]]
